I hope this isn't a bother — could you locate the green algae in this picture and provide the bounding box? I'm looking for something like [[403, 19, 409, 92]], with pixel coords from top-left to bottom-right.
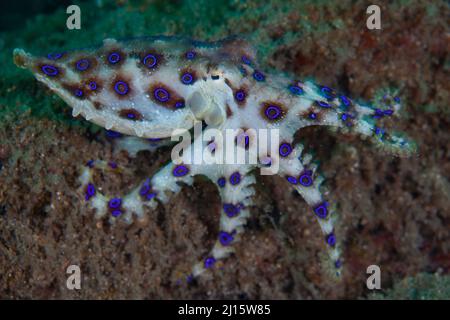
[[370, 273, 450, 300]]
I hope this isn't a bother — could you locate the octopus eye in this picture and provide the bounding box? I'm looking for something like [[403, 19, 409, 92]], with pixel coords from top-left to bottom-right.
[[142, 53, 158, 68], [108, 52, 121, 64], [114, 80, 129, 95], [41, 65, 59, 76]]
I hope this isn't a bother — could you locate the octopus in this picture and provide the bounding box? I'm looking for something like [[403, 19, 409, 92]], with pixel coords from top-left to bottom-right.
[[13, 36, 415, 282]]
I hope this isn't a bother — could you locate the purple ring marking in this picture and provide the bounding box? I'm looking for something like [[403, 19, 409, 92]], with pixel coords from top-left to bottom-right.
[[279, 143, 292, 157], [139, 184, 151, 196], [172, 165, 189, 177], [223, 203, 240, 217], [108, 198, 122, 209], [235, 90, 246, 101], [335, 259, 342, 269], [75, 59, 90, 71], [253, 70, 265, 82], [143, 54, 157, 68], [105, 130, 122, 138], [326, 233, 336, 246], [85, 183, 96, 201], [108, 52, 121, 64], [185, 51, 196, 60], [74, 89, 83, 97], [181, 73, 194, 85], [111, 210, 122, 217], [265, 105, 281, 120], [219, 231, 234, 246], [289, 85, 303, 95], [204, 257, 216, 269], [316, 100, 331, 108], [114, 81, 129, 95], [241, 55, 251, 65], [154, 88, 170, 102], [229, 172, 241, 185], [88, 81, 97, 90], [217, 177, 226, 188], [286, 176, 298, 185], [299, 172, 313, 187], [313, 201, 329, 219], [47, 53, 63, 60], [41, 65, 59, 76]]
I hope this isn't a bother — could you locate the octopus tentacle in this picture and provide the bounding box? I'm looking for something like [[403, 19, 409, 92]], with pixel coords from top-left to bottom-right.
[[78, 159, 193, 223], [277, 143, 342, 277]]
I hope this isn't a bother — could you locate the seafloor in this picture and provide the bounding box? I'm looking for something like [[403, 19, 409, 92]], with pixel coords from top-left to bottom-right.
[[0, 0, 449, 299]]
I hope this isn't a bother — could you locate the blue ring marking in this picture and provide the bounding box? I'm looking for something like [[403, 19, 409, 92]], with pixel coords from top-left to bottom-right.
[[41, 65, 59, 76], [86, 160, 94, 168], [223, 203, 240, 217], [74, 89, 83, 97], [88, 81, 97, 90], [185, 51, 196, 60], [172, 165, 189, 177], [75, 59, 90, 71], [108, 197, 122, 209], [235, 90, 246, 101], [265, 105, 281, 120], [114, 81, 129, 95], [309, 112, 317, 120], [326, 233, 336, 246], [286, 176, 298, 184], [320, 86, 335, 99], [108, 52, 121, 64], [143, 54, 157, 68], [299, 173, 313, 187], [181, 73, 194, 85], [316, 100, 331, 108], [335, 259, 342, 268], [289, 84, 304, 95], [241, 55, 251, 65], [111, 210, 122, 217], [253, 70, 265, 82], [146, 192, 157, 200], [204, 257, 216, 269], [229, 172, 241, 185], [47, 53, 63, 60], [339, 95, 352, 108], [217, 177, 226, 188], [105, 130, 122, 138], [154, 88, 170, 102], [313, 202, 329, 219], [175, 101, 185, 108], [85, 183, 96, 200], [279, 143, 292, 157], [219, 231, 234, 246], [139, 184, 151, 196]]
